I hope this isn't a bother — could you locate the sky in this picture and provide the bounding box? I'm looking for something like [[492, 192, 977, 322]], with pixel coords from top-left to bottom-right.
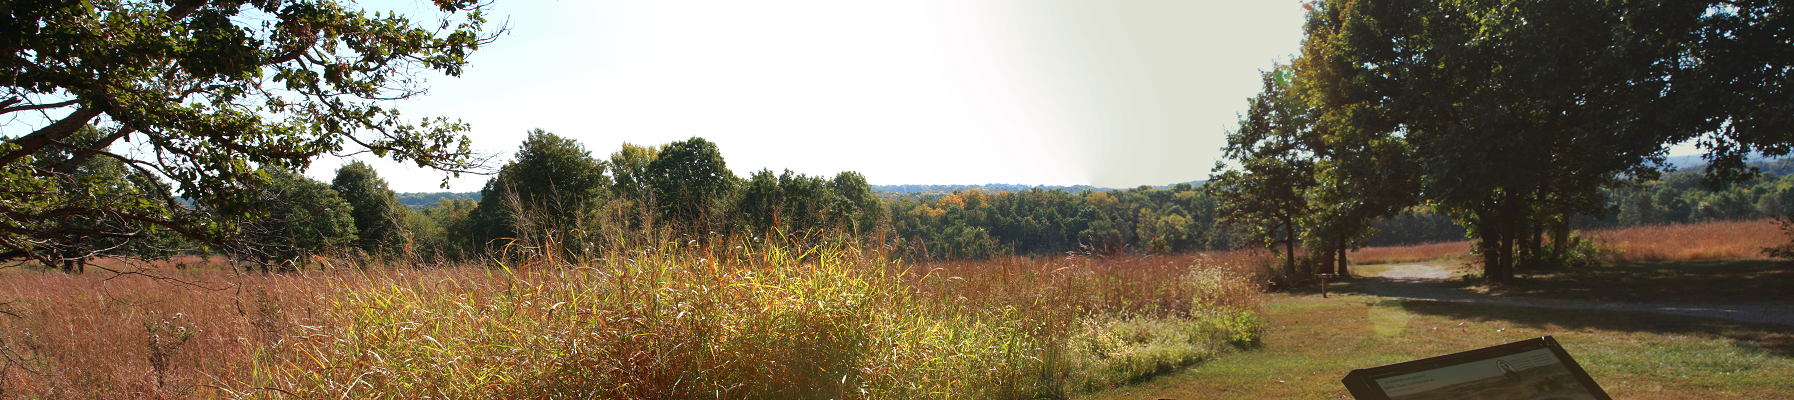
[[317, 0, 1314, 192]]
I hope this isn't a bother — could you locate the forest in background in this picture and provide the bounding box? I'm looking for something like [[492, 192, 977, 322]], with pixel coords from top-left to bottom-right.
[[5, 0, 1789, 282], [44, 122, 1790, 274], [386, 156, 1794, 256]]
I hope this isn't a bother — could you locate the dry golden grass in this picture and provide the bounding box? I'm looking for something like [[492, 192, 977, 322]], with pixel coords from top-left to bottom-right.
[[1349, 241, 1474, 265], [1349, 218, 1786, 266], [0, 266, 350, 398], [0, 246, 1271, 399], [1587, 218, 1783, 262]]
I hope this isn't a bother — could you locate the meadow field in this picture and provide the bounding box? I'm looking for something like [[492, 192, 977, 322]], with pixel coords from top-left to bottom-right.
[[1082, 218, 1794, 399], [0, 219, 1785, 398], [1349, 218, 1785, 265], [0, 243, 1270, 399]]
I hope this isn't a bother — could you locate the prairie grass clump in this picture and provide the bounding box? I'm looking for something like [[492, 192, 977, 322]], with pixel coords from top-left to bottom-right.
[[227, 244, 1265, 399], [1348, 219, 1783, 266], [0, 266, 334, 398], [0, 239, 1265, 398], [1350, 241, 1473, 265], [1588, 218, 1781, 261], [1063, 301, 1264, 392]]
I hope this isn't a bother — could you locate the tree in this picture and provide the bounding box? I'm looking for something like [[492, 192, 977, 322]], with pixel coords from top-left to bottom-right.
[[1667, 1, 1794, 184], [1209, 66, 1317, 277], [21, 125, 187, 271], [419, 197, 480, 260], [240, 168, 356, 271], [470, 130, 609, 246], [737, 169, 881, 242], [1296, 0, 1751, 280], [738, 169, 785, 236], [332, 161, 406, 255], [608, 142, 661, 203], [645, 137, 738, 235], [1, 0, 499, 266], [828, 171, 883, 236], [776, 170, 833, 237]]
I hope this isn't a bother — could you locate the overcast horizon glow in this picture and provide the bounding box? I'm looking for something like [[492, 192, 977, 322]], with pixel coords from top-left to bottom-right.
[[0, 1, 1727, 193], [0, 1, 1315, 192], [304, 0, 1313, 192]]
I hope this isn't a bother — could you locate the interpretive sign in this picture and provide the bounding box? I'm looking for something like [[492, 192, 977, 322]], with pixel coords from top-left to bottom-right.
[[1341, 336, 1610, 400]]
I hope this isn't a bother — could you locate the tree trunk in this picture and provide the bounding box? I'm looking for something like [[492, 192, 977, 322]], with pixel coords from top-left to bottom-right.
[[1283, 216, 1298, 277], [1318, 236, 1336, 274], [1529, 217, 1545, 267], [1477, 207, 1502, 281], [1497, 194, 1524, 281], [1336, 235, 1351, 278], [1552, 214, 1570, 253], [1518, 217, 1534, 271]]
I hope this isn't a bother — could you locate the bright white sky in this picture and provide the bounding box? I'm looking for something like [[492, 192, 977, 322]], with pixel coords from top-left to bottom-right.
[[318, 0, 1314, 192]]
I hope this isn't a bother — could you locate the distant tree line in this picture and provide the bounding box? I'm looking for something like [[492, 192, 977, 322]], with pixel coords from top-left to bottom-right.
[[30, 123, 1789, 273], [888, 183, 1231, 259], [1361, 164, 1794, 247], [272, 132, 1233, 265], [395, 192, 480, 209], [1600, 168, 1794, 227], [365, 130, 891, 264]]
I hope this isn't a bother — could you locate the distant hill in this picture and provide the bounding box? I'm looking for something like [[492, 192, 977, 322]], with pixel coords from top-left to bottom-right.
[[396, 192, 480, 209], [1664, 154, 1793, 176]]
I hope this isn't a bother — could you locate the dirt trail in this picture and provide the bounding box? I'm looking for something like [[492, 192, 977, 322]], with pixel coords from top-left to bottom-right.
[[1344, 263, 1794, 326]]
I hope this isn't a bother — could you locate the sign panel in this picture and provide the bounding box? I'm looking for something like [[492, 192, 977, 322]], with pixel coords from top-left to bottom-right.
[[1342, 336, 1609, 400]]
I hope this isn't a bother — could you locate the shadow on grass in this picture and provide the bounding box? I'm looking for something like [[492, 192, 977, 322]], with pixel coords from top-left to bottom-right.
[[1393, 299, 1794, 357], [1492, 259, 1794, 303]]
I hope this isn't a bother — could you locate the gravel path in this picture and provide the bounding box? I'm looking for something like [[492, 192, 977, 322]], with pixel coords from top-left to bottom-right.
[[1342, 263, 1794, 326]]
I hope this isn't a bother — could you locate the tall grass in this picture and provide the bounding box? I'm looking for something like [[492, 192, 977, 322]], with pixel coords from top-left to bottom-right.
[[1348, 218, 1784, 265], [1587, 218, 1782, 261], [1349, 241, 1474, 265], [0, 266, 338, 398], [233, 245, 1266, 399], [0, 246, 1266, 398]]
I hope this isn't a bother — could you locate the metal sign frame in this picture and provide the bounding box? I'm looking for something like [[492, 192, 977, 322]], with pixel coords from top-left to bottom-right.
[[1341, 336, 1610, 400]]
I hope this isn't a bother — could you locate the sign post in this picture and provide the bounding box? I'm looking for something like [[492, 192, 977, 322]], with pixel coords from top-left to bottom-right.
[[1316, 273, 1337, 298]]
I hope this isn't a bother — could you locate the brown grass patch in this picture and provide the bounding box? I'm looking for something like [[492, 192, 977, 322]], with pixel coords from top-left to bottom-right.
[[1587, 219, 1783, 262], [1350, 219, 1787, 266], [0, 247, 1274, 398], [0, 267, 353, 398], [1350, 241, 1473, 265]]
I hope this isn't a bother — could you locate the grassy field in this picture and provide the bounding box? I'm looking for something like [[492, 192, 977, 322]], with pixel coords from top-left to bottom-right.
[[0, 219, 1785, 397], [1485, 258, 1794, 303], [1349, 218, 1785, 266], [1077, 291, 1794, 399], [1082, 219, 1794, 399], [0, 245, 1273, 399]]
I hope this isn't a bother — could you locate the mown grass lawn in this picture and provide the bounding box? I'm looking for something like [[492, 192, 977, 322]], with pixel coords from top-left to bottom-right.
[[1486, 259, 1794, 303], [1077, 289, 1794, 399]]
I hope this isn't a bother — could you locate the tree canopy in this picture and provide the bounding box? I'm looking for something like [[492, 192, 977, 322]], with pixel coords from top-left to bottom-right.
[[332, 161, 406, 254], [1218, 0, 1794, 281], [470, 129, 608, 246], [241, 168, 355, 270], [1, 0, 500, 265], [1208, 67, 1317, 276], [646, 137, 738, 234]]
